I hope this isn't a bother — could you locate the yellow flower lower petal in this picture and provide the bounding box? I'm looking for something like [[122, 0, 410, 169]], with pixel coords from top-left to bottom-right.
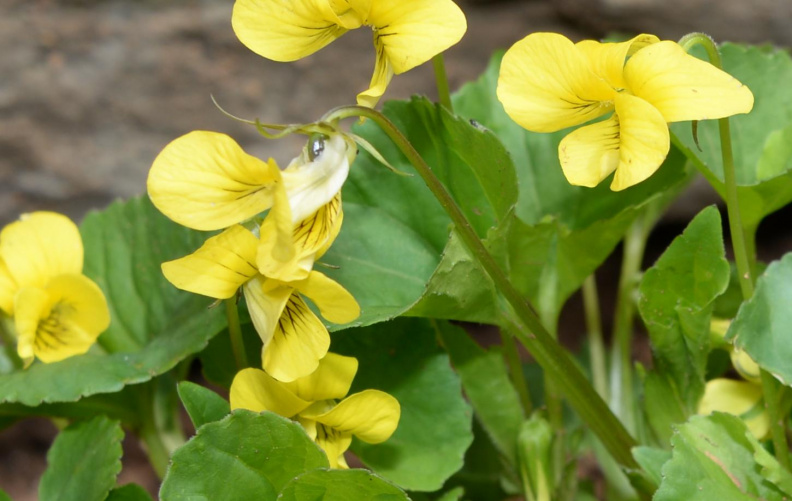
[[307, 389, 400, 444], [497, 32, 616, 133], [15, 274, 110, 364], [575, 34, 659, 89], [162, 225, 259, 299], [258, 193, 343, 283], [558, 93, 669, 191], [294, 271, 360, 325], [0, 212, 83, 291], [367, 0, 467, 75], [698, 378, 769, 439], [230, 367, 312, 417], [314, 422, 353, 469], [284, 352, 358, 402], [0, 257, 17, 315], [148, 131, 278, 231], [281, 135, 352, 225], [232, 0, 353, 62], [242, 277, 292, 348], [261, 293, 330, 382], [624, 41, 754, 123], [610, 93, 670, 190], [356, 36, 395, 108]]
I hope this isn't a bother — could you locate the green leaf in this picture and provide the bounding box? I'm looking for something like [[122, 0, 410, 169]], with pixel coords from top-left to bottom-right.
[[160, 410, 329, 501], [177, 381, 230, 429], [642, 371, 688, 445], [671, 44, 792, 229], [434, 487, 465, 501], [104, 484, 154, 501], [321, 203, 440, 328], [0, 488, 10, 501], [276, 469, 409, 501], [0, 196, 226, 406], [437, 320, 523, 465], [728, 253, 792, 385], [39, 416, 124, 501], [632, 446, 671, 488], [332, 317, 473, 492], [655, 413, 787, 500], [638, 206, 730, 412], [752, 435, 792, 496], [517, 414, 554, 501]]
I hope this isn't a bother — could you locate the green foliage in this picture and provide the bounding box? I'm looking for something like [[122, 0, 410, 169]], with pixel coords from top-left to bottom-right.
[[672, 44, 792, 230], [728, 253, 792, 385], [655, 413, 788, 500], [104, 484, 154, 501], [39, 416, 124, 501], [0, 489, 8, 501], [177, 381, 230, 429], [160, 410, 329, 500], [277, 469, 409, 501], [639, 207, 730, 416], [332, 317, 473, 492], [437, 321, 523, 465], [632, 446, 671, 488], [0, 197, 226, 407]]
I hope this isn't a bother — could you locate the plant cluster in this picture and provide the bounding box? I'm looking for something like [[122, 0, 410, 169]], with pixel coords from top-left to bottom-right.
[[2, 1, 792, 500]]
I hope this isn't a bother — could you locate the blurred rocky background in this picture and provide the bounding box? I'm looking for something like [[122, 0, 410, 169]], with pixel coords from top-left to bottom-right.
[[1, 0, 791, 499]]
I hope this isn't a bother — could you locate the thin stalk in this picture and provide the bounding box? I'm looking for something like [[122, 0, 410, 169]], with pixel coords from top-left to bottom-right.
[[432, 54, 453, 112], [679, 32, 790, 468], [225, 298, 248, 370], [323, 105, 640, 470], [609, 216, 649, 434], [137, 385, 172, 479], [499, 327, 533, 415], [582, 275, 608, 400], [0, 317, 23, 370]]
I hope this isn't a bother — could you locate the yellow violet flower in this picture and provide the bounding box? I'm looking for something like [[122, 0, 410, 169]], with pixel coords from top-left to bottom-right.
[[148, 131, 352, 233], [0, 212, 110, 365], [497, 33, 754, 190], [231, 0, 467, 107], [162, 222, 359, 382], [698, 378, 769, 439], [230, 353, 401, 468]]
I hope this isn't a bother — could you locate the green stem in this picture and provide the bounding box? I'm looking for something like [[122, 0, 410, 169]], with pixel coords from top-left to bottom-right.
[[499, 327, 533, 415], [323, 105, 639, 469], [432, 54, 453, 112], [582, 275, 609, 400], [225, 298, 248, 370], [0, 317, 23, 370], [679, 32, 790, 469], [609, 216, 649, 434]]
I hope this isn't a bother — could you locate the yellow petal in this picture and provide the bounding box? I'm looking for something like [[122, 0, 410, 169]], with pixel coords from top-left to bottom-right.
[[232, 0, 352, 62], [230, 367, 312, 417], [307, 389, 400, 444], [258, 194, 343, 283], [558, 93, 669, 190], [281, 135, 352, 225], [284, 352, 358, 402], [297, 416, 352, 469], [497, 32, 616, 133], [0, 212, 83, 291], [242, 277, 292, 348], [698, 378, 769, 439], [294, 271, 359, 325], [610, 93, 670, 190], [261, 293, 330, 382], [162, 225, 259, 299], [147, 131, 279, 231], [624, 41, 754, 122], [367, 0, 467, 74], [356, 36, 395, 108], [575, 34, 659, 89], [731, 348, 762, 384], [15, 274, 110, 364], [0, 257, 17, 315]]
